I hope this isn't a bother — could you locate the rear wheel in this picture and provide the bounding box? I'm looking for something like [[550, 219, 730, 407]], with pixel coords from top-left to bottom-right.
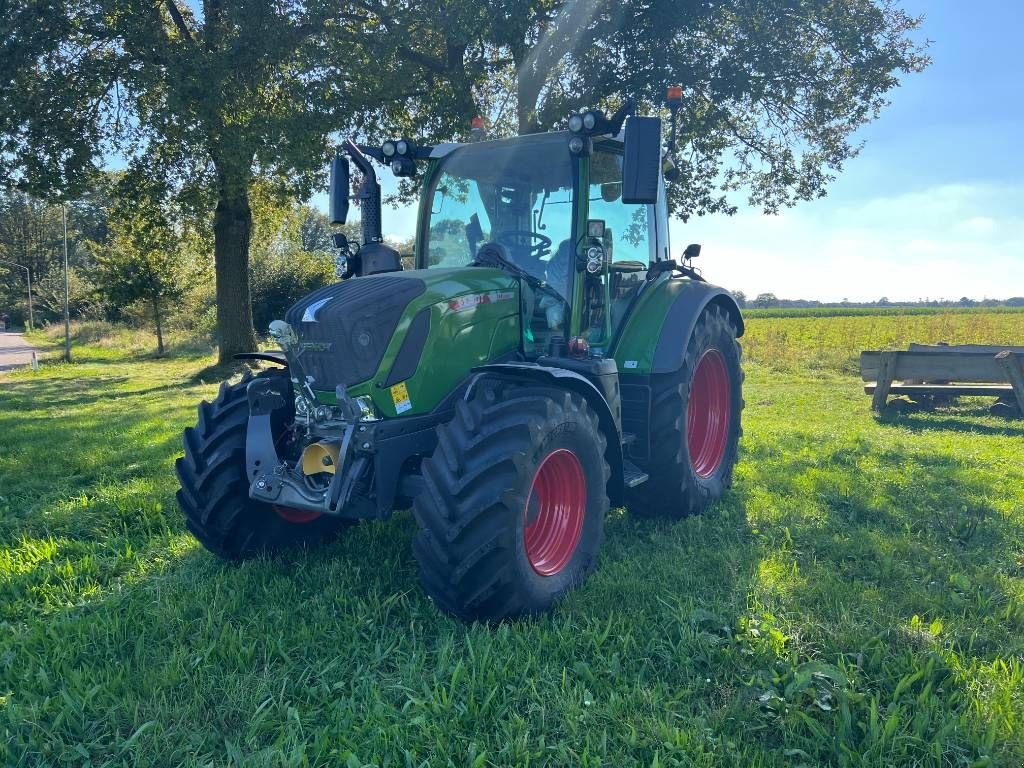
[[629, 304, 743, 519], [412, 384, 610, 621], [176, 369, 351, 560]]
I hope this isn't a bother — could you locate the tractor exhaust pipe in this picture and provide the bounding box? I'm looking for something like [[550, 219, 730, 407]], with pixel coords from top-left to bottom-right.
[[341, 139, 383, 245]]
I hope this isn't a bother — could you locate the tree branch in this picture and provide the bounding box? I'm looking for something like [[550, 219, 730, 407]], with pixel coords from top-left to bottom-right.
[[164, 0, 196, 46]]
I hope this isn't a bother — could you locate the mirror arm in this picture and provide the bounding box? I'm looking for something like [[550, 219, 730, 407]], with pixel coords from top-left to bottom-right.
[[607, 97, 635, 136], [645, 258, 705, 283]]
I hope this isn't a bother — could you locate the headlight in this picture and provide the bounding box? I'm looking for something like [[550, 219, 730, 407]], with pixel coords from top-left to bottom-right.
[[382, 140, 396, 157], [582, 111, 597, 130], [396, 139, 409, 155], [568, 136, 585, 154], [586, 245, 604, 274], [568, 114, 584, 133], [294, 394, 313, 418]]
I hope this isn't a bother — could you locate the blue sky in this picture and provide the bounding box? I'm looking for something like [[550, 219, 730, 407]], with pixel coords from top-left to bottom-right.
[[355, 1, 1024, 302]]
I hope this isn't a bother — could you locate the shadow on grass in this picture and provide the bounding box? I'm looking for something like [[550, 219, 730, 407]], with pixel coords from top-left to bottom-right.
[[876, 402, 1024, 437], [731, 436, 1024, 763]]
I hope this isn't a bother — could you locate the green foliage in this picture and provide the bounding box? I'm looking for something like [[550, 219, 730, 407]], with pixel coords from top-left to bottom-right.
[[91, 182, 193, 354], [247, 186, 337, 333], [381, 0, 930, 217], [249, 243, 335, 334], [1, 315, 1022, 765], [0, 0, 417, 357], [0, 186, 110, 325]]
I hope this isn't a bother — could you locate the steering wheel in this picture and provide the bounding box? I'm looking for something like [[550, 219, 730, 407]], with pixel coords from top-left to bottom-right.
[[493, 230, 552, 261]]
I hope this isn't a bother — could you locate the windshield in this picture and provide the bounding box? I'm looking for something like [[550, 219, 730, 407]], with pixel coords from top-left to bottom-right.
[[420, 134, 575, 299]]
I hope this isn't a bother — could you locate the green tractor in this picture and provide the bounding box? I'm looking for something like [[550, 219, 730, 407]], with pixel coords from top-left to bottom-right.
[[176, 95, 744, 622]]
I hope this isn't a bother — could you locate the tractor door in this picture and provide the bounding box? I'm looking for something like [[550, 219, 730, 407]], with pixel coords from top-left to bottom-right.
[[581, 145, 666, 354]]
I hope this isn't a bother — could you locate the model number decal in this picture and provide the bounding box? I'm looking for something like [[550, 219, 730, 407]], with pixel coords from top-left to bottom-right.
[[624, 360, 639, 369], [447, 290, 514, 312]]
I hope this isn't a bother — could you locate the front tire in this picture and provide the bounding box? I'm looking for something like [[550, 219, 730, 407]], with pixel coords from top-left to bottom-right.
[[176, 369, 350, 560], [412, 384, 610, 622], [629, 304, 743, 519]]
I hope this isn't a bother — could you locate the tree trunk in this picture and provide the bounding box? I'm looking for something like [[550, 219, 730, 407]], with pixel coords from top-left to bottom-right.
[[212, 163, 257, 364], [153, 293, 164, 356]]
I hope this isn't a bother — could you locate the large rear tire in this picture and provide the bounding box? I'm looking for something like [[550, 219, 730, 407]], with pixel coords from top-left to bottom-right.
[[176, 369, 351, 560], [412, 384, 610, 622], [629, 304, 743, 519]]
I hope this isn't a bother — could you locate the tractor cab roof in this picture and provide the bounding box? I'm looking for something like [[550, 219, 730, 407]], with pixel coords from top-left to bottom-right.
[[426, 128, 626, 161]]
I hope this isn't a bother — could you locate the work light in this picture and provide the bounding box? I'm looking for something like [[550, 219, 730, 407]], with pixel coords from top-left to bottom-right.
[[568, 114, 584, 133]]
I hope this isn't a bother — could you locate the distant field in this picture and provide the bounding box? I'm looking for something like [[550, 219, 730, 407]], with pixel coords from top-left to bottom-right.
[[742, 308, 1024, 375], [1, 316, 1022, 766], [743, 306, 1024, 319]]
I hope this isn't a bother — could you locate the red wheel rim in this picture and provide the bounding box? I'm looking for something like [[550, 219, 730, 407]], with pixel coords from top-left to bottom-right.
[[687, 348, 731, 479], [273, 505, 322, 524], [523, 449, 587, 576]]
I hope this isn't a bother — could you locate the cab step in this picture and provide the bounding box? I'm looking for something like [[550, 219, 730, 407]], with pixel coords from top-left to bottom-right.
[[622, 459, 649, 488]]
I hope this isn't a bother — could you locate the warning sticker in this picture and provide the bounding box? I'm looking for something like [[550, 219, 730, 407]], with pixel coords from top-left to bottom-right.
[[390, 381, 412, 414]]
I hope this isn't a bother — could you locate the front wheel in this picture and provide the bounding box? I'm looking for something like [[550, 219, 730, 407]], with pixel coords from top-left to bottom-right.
[[412, 384, 610, 622], [629, 304, 744, 519]]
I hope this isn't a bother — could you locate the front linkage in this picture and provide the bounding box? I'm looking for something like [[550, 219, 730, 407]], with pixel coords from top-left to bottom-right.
[[245, 376, 369, 518]]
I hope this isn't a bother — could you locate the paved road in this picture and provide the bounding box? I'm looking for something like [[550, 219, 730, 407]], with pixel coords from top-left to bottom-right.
[[0, 331, 37, 374]]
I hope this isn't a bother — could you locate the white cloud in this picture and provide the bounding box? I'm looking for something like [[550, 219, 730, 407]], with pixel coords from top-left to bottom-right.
[[673, 183, 1024, 301]]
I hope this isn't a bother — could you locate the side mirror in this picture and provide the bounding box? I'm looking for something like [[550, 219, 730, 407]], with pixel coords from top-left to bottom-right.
[[329, 154, 350, 225], [622, 116, 661, 205], [683, 243, 701, 259]]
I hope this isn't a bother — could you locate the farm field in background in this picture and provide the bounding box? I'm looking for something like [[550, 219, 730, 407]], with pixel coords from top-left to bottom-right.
[[1, 311, 1022, 766], [742, 307, 1024, 375]]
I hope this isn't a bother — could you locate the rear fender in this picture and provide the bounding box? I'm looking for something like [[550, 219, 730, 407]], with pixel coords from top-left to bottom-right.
[[466, 363, 625, 506], [614, 278, 744, 375]]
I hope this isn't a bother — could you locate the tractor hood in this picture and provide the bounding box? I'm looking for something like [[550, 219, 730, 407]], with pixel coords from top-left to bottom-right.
[[283, 268, 521, 416]]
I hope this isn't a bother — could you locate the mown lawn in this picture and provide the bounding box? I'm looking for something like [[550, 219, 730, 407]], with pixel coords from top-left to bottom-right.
[[1, 318, 1022, 766]]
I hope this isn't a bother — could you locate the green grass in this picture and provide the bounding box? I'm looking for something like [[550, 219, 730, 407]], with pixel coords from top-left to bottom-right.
[[1, 315, 1022, 766]]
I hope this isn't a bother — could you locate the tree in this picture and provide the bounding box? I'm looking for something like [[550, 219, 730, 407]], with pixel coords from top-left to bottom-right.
[[389, 0, 928, 220], [0, 0, 418, 362], [753, 292, 779, 309], [94, 185, 187, 355], [732, 290, 747, 308]]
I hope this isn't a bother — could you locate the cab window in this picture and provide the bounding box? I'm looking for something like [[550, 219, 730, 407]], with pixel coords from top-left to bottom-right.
[[587, 150, 654, 266], [585, 148, 654, 347]]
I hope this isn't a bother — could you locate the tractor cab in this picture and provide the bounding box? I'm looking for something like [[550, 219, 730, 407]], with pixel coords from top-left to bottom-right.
[[414, 130, 671, 359]]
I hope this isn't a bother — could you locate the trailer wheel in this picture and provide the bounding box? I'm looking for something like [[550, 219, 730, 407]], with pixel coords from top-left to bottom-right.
[[176, 369, 351, 560], [412, 384, 610, 621], [629, 304, 743, 519]]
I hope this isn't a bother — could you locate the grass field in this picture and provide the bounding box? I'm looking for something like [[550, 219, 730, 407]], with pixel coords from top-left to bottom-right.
[[1, 312, 1022, 766]]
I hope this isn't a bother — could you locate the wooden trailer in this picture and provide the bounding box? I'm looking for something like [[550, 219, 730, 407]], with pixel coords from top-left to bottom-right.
[[860, 344, 1024, 417]]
